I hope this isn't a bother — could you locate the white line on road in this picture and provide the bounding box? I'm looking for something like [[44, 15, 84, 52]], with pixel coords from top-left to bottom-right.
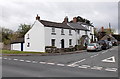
[[57, 64, 65, 66], [0, 57, 2, 59], [67, 64, 79, 67], [3, 58, 7, 59], [39, 62, 46, 64], [101, 50, 108, 54], [68, 59, 86, 66], [13, 59, 18, 61], [47, 63, 55, 65], [91, 54, 99, 57], [90, 55, 98, 58], [105, 68, 117, 72], [32, 61, 38, 63], [8, 58, 11, 60], [91, 66, 103, 70], [25, 60, 31, 63], [78, 65, 90, 69], [19, 60, 24, 62]]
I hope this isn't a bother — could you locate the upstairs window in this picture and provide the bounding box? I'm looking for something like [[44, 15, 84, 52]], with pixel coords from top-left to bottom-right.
[[69, 29, 72, 35], [27, 34, 30, 39], [77, 30, 80, 34], [51, 27, 56, 35], [61, 28, 65, 35], [52, 27, 55, 33]]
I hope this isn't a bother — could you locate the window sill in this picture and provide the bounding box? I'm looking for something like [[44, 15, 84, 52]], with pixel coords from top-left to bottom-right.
[[51, 33, 56, 35], [61, 34, 65, 35]]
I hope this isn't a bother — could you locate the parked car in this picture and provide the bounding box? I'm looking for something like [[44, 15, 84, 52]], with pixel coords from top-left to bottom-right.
[[87, 43, 102, 52], [112, 40, 118, 46], [97, 40, 109, 50], [108, 41, 112, 48]]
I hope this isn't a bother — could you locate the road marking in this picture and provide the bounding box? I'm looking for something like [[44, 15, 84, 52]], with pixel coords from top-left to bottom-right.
[[19, 60, 24, 62], [90, 54, 98, 58], [67, 64, 79, 67], [47, 63, 55, 65], [32, 61, 38, 63], [3, 58, 7, 59], [25, 60, 31, 63], [0, 57, 2, 59], [78, 65, 90, 69], [39, 62, 46, 64], [101, 50, 108, 54], [105, 68, 117, 72], [102, 56, 115, 63], [57, 64, 65, 66], [8, 58, 11, 60], [91, 66, 103, 70], [13, 59, 18, 61], [68, 59, 86, 67]]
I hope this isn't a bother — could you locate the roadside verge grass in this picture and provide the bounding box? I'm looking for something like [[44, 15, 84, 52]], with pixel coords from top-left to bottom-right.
[[1, 50, 46, 54]]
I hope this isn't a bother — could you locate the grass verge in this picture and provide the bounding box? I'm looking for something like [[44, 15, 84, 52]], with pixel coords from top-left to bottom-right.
[[1, 50, 46, 54]]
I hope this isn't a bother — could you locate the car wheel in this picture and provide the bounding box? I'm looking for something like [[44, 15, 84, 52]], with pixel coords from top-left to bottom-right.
[[87, 50, 90, 52]]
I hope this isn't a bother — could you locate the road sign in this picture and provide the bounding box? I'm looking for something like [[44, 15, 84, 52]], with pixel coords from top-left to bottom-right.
[[102, 56, 115, 63]]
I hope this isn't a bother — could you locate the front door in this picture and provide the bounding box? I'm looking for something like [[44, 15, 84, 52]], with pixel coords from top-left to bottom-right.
[[21, 43, 23, 51], [61, 39, 64, 48]]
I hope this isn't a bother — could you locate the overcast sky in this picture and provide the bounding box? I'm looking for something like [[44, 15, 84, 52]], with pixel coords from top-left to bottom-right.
[[0, 0, 119, 33]]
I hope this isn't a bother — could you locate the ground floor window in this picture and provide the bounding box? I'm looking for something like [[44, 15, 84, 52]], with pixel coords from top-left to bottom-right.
[[27, 42, 30, 47], [78, 40, 80, 45], [69, 39, 72, 46], [51, 39, 55, 46]]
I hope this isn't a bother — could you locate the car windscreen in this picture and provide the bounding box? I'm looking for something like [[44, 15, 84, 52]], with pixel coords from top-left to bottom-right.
[[88, 44, 95, 46]]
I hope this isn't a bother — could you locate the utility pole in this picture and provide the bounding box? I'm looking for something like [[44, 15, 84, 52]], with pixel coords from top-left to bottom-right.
[[109, 22, 111, 34]]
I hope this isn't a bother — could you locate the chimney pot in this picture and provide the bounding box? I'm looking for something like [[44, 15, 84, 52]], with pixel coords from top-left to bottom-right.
[[101, 27, 104, 32], [73, 17, 77, 23], [63, 16, 68, 23], [36, 14, 40, 20]]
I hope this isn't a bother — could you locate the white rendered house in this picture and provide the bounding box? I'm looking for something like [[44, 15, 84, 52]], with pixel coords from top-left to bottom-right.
[[11, 15, 94, 52]]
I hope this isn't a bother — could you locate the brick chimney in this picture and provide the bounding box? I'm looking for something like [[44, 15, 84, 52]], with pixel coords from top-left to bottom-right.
[[101, 27, 104, 32], [63, 16, 68, 23], [36, 14, 40, 20], [73, 17, 77, 23]]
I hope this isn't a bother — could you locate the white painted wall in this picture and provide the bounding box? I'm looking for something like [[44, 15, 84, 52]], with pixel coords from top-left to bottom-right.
[[11, 43, 21, 51], [24, 20, 45, 52], [45, 27, 76, 48]]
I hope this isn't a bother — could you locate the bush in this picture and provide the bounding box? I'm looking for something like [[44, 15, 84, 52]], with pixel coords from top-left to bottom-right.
[[75, 45, 86, 50]]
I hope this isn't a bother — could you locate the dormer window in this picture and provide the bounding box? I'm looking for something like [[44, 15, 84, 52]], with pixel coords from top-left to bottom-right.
[[61, 28, 65, 35], [51, 27, 56, 35]]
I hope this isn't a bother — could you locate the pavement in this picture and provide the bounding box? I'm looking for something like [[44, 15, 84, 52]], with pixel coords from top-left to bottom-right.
[[1, 46, 118, 77]]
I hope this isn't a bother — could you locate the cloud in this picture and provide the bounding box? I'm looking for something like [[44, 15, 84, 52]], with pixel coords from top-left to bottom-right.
[[0, 1, 118, 33]]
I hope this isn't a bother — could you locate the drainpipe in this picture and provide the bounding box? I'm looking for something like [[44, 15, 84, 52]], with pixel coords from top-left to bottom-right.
[[75, 29, 77, 45]]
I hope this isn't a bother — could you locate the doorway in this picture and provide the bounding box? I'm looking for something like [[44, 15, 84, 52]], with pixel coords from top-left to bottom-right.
[[61, 39, 64, 48]]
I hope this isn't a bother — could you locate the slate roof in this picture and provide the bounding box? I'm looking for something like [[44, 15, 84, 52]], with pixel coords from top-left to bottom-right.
[[39, 20, 73, 29], [68, 23, 89, 31], [11, 38, 24, 44], [77, 22, 94, 27], [100, 34, 117, 41]]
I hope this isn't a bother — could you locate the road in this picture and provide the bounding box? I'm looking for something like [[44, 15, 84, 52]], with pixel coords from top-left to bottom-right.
[[1, 46, 118, 77]]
